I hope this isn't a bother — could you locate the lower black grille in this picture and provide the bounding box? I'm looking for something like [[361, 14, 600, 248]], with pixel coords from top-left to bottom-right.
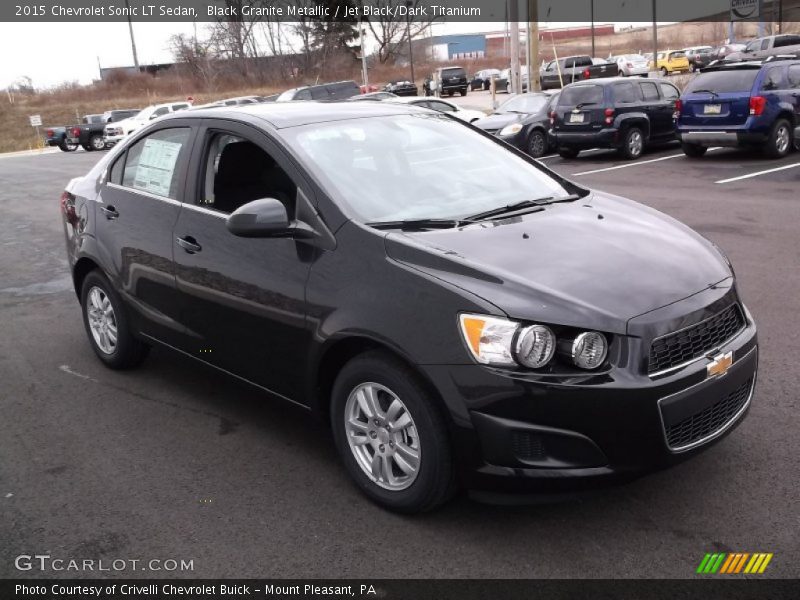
[[649, 304, 745, 374], [511, 431, 545, 461], [664, 377, 752, 449]]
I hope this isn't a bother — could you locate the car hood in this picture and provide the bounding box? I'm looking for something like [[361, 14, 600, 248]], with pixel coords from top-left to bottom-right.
[[473, 113, 523, 130], [384, 192, 731, 334]]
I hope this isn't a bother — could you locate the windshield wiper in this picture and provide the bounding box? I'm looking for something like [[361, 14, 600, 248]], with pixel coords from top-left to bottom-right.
[[575, 102, 597, 109], [367, 218, 464, 231], [691, 89, 719, 98], [464, 194, 581, 222]]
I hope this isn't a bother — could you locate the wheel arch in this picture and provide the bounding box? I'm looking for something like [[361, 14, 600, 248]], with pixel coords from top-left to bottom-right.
[[72, 256, 101, 298], [616, 114, 651, 138]]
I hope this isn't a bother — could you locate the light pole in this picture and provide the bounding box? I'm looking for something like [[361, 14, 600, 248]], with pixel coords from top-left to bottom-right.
[[590, 0, 595, 58], [124, 0, 139, 70], [405, 1, 415, 84], [359, 19, 369, 89]]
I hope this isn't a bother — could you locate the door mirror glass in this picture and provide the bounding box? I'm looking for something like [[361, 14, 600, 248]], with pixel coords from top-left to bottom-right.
[[226, 198, 290, 238]]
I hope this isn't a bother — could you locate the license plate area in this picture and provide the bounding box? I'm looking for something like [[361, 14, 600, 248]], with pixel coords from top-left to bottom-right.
[[569, 113, 585, 123], [704, 104, 722, 115]]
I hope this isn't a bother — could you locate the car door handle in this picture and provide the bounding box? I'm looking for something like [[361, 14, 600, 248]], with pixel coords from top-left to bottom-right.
[[100, 205, 119, 220], [176, 236, 202, 254]]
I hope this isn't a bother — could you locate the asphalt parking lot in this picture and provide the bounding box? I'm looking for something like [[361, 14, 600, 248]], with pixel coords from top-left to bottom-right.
[[0, 139, 798, 579]]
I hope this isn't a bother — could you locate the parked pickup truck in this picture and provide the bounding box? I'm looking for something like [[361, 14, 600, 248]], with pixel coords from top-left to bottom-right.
[[65, 110, 140, 151], [540, 55, 616, 90], [44, 126, 77, 152], [725, 34, 800, 62], [103, 101, 191, 146]]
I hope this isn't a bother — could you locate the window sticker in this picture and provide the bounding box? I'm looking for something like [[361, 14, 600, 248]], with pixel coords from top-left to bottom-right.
[[133, 138, 182, 197]]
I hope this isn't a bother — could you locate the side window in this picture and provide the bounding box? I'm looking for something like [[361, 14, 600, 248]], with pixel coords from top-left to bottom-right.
[[660, 83, 680, 100], [788, 65, 800, 88], [109, 153, 124, 185], [121, 128, 191, 199], [429, 101, 456, 113], [613, 82, 638, 104], [310, 87, 329, 100], [761, 66, 786, 91], [200, 132, 298, 216], [150, 107, 169, 120], [545, 61, 555, 71], [761, 39, 770, 50], [295, 89, 312, 101], [640, 82, 660, 101]]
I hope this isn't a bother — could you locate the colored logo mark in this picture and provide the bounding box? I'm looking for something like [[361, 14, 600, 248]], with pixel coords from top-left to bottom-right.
[[697, 552, 773, 574]]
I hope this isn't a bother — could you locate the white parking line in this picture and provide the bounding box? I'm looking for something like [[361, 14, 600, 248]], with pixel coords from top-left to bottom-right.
[[715, 162, 800, 184], [571, 147, 722, 176]]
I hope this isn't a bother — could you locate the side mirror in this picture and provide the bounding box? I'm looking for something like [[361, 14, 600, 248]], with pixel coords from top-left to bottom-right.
[[226, 197, 318, 240], [226, 198, 291, 238]]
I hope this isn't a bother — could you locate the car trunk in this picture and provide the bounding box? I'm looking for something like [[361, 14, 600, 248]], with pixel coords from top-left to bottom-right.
[[554, 84, 606, 132], [679, 69, 759, 127]]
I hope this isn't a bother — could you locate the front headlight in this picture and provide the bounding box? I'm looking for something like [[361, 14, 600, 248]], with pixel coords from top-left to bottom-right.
[[499, 123, 523, 136], [458, 314, 518, 366], [515, 325, 556, 368], [559, 331, 608, 370]]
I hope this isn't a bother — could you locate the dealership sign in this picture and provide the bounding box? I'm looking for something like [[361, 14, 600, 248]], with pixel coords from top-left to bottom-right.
[[731, 0, 760, 20]]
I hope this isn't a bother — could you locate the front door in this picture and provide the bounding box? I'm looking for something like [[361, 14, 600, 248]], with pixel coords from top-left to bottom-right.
[[96, 124, 195, 344], [172, 120, 314, 402]]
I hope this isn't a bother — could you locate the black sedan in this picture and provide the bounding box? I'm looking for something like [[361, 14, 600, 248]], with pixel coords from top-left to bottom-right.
[[384, 80, 418, 96], [61, 101, 756, 513], [473, 92, 560, 158]]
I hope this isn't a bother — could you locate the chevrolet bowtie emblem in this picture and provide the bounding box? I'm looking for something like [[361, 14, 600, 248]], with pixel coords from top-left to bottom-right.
[[707, 351, 733, 378]]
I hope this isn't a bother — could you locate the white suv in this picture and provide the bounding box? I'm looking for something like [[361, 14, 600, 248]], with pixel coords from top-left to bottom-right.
[[104, 101, 191, 146]]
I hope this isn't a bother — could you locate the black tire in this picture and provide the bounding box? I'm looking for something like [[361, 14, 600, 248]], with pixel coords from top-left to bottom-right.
[[762, 118, 792, 159], [618, 126, 645, 160], [81, 144, 92, 152], [447, 90, 454, 97], [461, 87, 468, 96], [526, 129, 547, 158], [618, 70, 625, 77], [59, 141, 78, 152], [330, 351, 455, 513], [80, 270, 149, 369], [558, 147, 580, 159], [483, 80, 491, 91], [660, 67, 668, 77], [681, 142, 707, 157], [88, 134, 106, 151]]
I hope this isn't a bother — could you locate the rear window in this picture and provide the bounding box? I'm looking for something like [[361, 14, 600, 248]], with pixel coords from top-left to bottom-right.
[[669, 51, 686, 59], [685, 69, 759, 94], [775, 35, 800, 48], [559, 85, 604, 106], [441, 68, 466, 79]]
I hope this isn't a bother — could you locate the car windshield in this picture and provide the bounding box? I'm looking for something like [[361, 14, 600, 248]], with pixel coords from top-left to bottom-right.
[[283, 114, 570, 223], [559, 85, 603, 106], [499, 94, 549, 113], [685, 70, 759, 94]]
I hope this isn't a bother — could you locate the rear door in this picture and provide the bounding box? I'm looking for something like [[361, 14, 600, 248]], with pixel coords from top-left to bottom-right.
[[96, 123, 196, 345], [637, 81, 667, 136]]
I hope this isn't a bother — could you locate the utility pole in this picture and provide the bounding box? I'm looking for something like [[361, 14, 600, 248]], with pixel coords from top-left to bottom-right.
[[124, 0, 139, 70], [405, 0, 415, 84], [359, 19, 369, 89], [651, 0, 658, 76], [529, 0, 539, 92], [590, 0, 595, 58], [509, 1, 520, 94]]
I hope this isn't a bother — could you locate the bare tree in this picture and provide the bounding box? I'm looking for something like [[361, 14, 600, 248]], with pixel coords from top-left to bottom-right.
[[360, 0, 437, 64]]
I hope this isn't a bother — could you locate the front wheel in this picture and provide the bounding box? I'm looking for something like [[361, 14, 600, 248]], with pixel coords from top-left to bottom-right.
[[331, 351, 455, 513], [763, 118, 792, 158], [660, 67, 668, 77], [527, 130, 547, 158], [681, 142, 707, 157], [619, 127, 645, 159], [80, 270, 149, 369]]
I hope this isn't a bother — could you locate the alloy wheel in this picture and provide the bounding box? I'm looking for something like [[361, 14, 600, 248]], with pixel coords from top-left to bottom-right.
[[91, 136, 105, 151], [628, 130, 643, 157], [775, 125, 790, 154], [344, 382, 421, 491], [86, 286, 117, 354]]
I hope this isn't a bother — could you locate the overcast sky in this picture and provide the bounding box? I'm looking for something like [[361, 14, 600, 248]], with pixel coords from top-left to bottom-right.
[[0, 21, 642, 89]]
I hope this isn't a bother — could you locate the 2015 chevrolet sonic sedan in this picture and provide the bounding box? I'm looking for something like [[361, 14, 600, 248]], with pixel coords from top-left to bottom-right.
[[61, 101, 757, 513]]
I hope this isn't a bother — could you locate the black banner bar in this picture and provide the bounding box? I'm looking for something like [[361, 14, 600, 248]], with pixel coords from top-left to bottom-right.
[[3, 0, 799, 23], [2, 579, 800, 600]]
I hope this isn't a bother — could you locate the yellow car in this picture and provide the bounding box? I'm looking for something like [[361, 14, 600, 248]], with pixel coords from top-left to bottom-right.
[[649, 50, 690, 76]]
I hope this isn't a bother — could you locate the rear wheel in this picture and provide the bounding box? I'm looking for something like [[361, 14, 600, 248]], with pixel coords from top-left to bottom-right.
[[331, 351, 455, 513], [461, 87, 468, 96], [527, 130, 547, 158], [681, 142, 707, 157], [558, 147, 580, 159], [59, 141, 78, 152], [763, 118, 792, 158], [660, 67, 668, 77], [80, 271, 149, 369], [619, 126, 645, 159], [89, 134, 106, 151]]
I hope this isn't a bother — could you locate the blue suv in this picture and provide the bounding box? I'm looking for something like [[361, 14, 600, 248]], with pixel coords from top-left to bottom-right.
[[675, 57, 800, 158]]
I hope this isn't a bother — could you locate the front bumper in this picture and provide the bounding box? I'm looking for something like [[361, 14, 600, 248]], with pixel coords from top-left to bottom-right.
[[421, 304, 758, 495], [104, 133, 125, 146]]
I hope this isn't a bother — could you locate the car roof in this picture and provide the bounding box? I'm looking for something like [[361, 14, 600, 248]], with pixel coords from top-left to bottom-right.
[[563, 76, 670, 87], [162, 100, 431, 129]]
